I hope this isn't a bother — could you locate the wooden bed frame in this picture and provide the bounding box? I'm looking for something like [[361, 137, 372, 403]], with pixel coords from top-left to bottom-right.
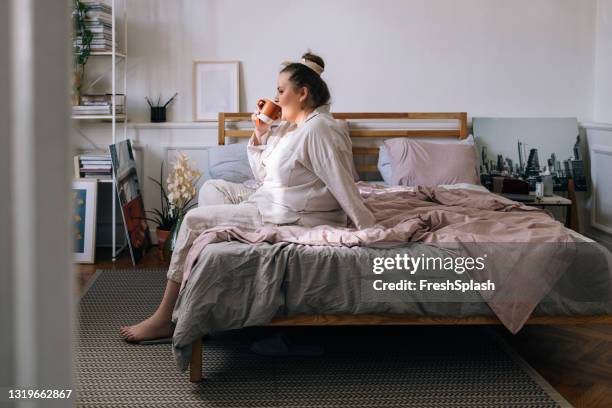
[[188, 111, 612, 382]]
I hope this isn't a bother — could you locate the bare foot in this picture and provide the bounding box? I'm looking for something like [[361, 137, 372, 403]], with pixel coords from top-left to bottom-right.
[[120, 316, 174, 343]]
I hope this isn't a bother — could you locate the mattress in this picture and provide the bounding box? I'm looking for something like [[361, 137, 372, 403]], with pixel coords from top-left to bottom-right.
[[171, 237, 612, 369]]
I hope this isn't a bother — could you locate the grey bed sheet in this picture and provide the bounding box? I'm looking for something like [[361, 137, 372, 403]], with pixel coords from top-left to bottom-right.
[[171, 239, 612, 370]]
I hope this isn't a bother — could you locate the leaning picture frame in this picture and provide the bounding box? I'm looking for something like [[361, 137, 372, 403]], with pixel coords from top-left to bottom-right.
[[72, 179, 98, 264], [109, 139, 151, 265], [193, 60, 240, 121]]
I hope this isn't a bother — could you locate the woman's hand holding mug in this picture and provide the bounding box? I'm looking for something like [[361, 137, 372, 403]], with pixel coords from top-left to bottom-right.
[[251, 99, 271, 144], [251, 99, 282, 145]]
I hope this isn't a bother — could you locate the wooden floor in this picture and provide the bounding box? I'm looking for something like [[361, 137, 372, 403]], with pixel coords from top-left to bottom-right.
[[77, 246, 612, 407]]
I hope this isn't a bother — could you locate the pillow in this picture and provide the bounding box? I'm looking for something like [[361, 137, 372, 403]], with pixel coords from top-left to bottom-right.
[[207, 143, 254, 183], [383, 138, 480, 187], [378, 135, 480, 185], [378, 135, 475, 185], [377, 145, 393, 184]]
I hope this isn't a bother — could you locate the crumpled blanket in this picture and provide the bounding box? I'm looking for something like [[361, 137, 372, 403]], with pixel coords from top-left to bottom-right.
[[178, 183, 574, 334]]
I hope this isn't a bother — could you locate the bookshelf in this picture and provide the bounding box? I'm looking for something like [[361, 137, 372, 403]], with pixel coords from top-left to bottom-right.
[[73, 0, 128, 261]]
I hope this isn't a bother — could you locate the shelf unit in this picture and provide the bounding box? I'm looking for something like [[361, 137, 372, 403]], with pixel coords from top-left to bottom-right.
[[73, 0, 128, 261]]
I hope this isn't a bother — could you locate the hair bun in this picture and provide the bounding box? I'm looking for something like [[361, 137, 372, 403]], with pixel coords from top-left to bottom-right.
[[301, 50, 325, 74]]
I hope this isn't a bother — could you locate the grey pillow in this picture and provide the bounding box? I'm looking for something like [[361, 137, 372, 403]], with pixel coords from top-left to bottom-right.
[[208, 143, 254, 183]]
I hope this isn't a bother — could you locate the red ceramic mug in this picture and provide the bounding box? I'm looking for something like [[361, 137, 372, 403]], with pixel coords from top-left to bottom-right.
[[256, 98, 282, 125]]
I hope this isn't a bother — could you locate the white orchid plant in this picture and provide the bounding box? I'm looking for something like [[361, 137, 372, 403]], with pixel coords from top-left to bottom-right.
[[166, 152, 201, 218], [145, 152, 201, 232]]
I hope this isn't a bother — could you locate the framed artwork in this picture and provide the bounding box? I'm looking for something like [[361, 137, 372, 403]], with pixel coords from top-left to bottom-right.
[[72, 179, 98, 264], [109, 139, 151, 265], [473, 118, 587, 192], [193, 60, 239, 121]]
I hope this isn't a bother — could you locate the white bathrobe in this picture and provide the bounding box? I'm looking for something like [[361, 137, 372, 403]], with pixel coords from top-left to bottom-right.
[[246, 105, 376, 229]]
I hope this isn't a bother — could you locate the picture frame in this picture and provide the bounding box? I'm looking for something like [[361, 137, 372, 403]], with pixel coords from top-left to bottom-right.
[[109, 139, 151, 265], [193, 60, 240, 121], [72, 179, 98, 264], [473, 117, 587, 192]]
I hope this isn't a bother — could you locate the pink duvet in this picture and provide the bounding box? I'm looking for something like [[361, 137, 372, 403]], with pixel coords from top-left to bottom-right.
[[181, 183, 575, 333]]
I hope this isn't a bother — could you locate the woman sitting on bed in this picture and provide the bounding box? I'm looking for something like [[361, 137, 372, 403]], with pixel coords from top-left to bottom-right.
[[120, 51, 375, 342]]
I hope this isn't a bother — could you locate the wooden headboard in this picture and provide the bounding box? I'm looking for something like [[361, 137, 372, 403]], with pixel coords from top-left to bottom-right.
[[218, 112, 468, 176]]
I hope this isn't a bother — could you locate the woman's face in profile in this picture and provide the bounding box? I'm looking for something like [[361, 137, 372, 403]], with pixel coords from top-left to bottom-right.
[[276, 72, 308, 123]]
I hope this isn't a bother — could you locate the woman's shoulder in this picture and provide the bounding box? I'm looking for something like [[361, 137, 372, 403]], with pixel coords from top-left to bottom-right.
[[303, 111, 346, 135], [302, 114, 351, 151]]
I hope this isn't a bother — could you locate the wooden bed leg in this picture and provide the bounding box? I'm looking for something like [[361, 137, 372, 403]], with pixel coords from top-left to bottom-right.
[[189, 337, 203, 383]]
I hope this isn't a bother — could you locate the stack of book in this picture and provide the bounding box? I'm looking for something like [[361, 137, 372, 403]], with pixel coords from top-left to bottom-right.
[[74, 1, 117, 52], [74, 154, 113, 180], [72, 94, 125, 116]]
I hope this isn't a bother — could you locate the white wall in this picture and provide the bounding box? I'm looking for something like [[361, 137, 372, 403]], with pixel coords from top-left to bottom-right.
[[583, 124, 612, 241], [84, 0, 598, 123], [584, 1, 612, 238], [594, 0, 612, 122], [79, 0, 611, 243]]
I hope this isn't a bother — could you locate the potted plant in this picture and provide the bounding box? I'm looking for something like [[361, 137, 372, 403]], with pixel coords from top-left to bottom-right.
[[142, 163, 175, 260], [72, 0, 93, 105], [165, 152, 202, 251], [144, 156, 201, 260]]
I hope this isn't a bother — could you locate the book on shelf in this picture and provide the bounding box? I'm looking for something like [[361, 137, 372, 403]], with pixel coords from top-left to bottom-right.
[[84, 16, 112, 25], [73, 106, 122, 109], [74, 1, 119, 52], [81, 0, 112, 9], [81, 165, 112, 170], [73, 94, 125, 115], [80, 154, 112, 160], [74, 154, 113, 179], [74, 40, 117, 47], [83, 25, 111, 34], [74, 42, 118, 50], [84, 21, 112, 29], [72, 105, 125, 115], [73, 105, 124, 110], [74, 35, 115, 43], [81, 0, 112, 18], [79, 160, 111, 165], [81, 94, 125, 105]]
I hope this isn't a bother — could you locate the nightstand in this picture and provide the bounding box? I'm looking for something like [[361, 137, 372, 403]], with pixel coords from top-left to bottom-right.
[[501, 192, 576, 230]]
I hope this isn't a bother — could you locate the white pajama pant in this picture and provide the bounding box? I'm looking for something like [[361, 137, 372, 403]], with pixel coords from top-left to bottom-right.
[[166, 179, 259, 283]]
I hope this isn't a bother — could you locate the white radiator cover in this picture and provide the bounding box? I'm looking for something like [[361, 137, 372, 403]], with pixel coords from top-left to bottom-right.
[[586, 123, 612, 234]]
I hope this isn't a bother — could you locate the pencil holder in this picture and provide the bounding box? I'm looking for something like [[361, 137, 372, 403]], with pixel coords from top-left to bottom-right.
[[150, 106, 166, 123]]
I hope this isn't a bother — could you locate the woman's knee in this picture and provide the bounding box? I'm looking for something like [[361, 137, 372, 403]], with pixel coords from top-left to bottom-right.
[[182, 205, 227, 233], [198, 179, 231, 206], [182, 207, 204, 230]]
